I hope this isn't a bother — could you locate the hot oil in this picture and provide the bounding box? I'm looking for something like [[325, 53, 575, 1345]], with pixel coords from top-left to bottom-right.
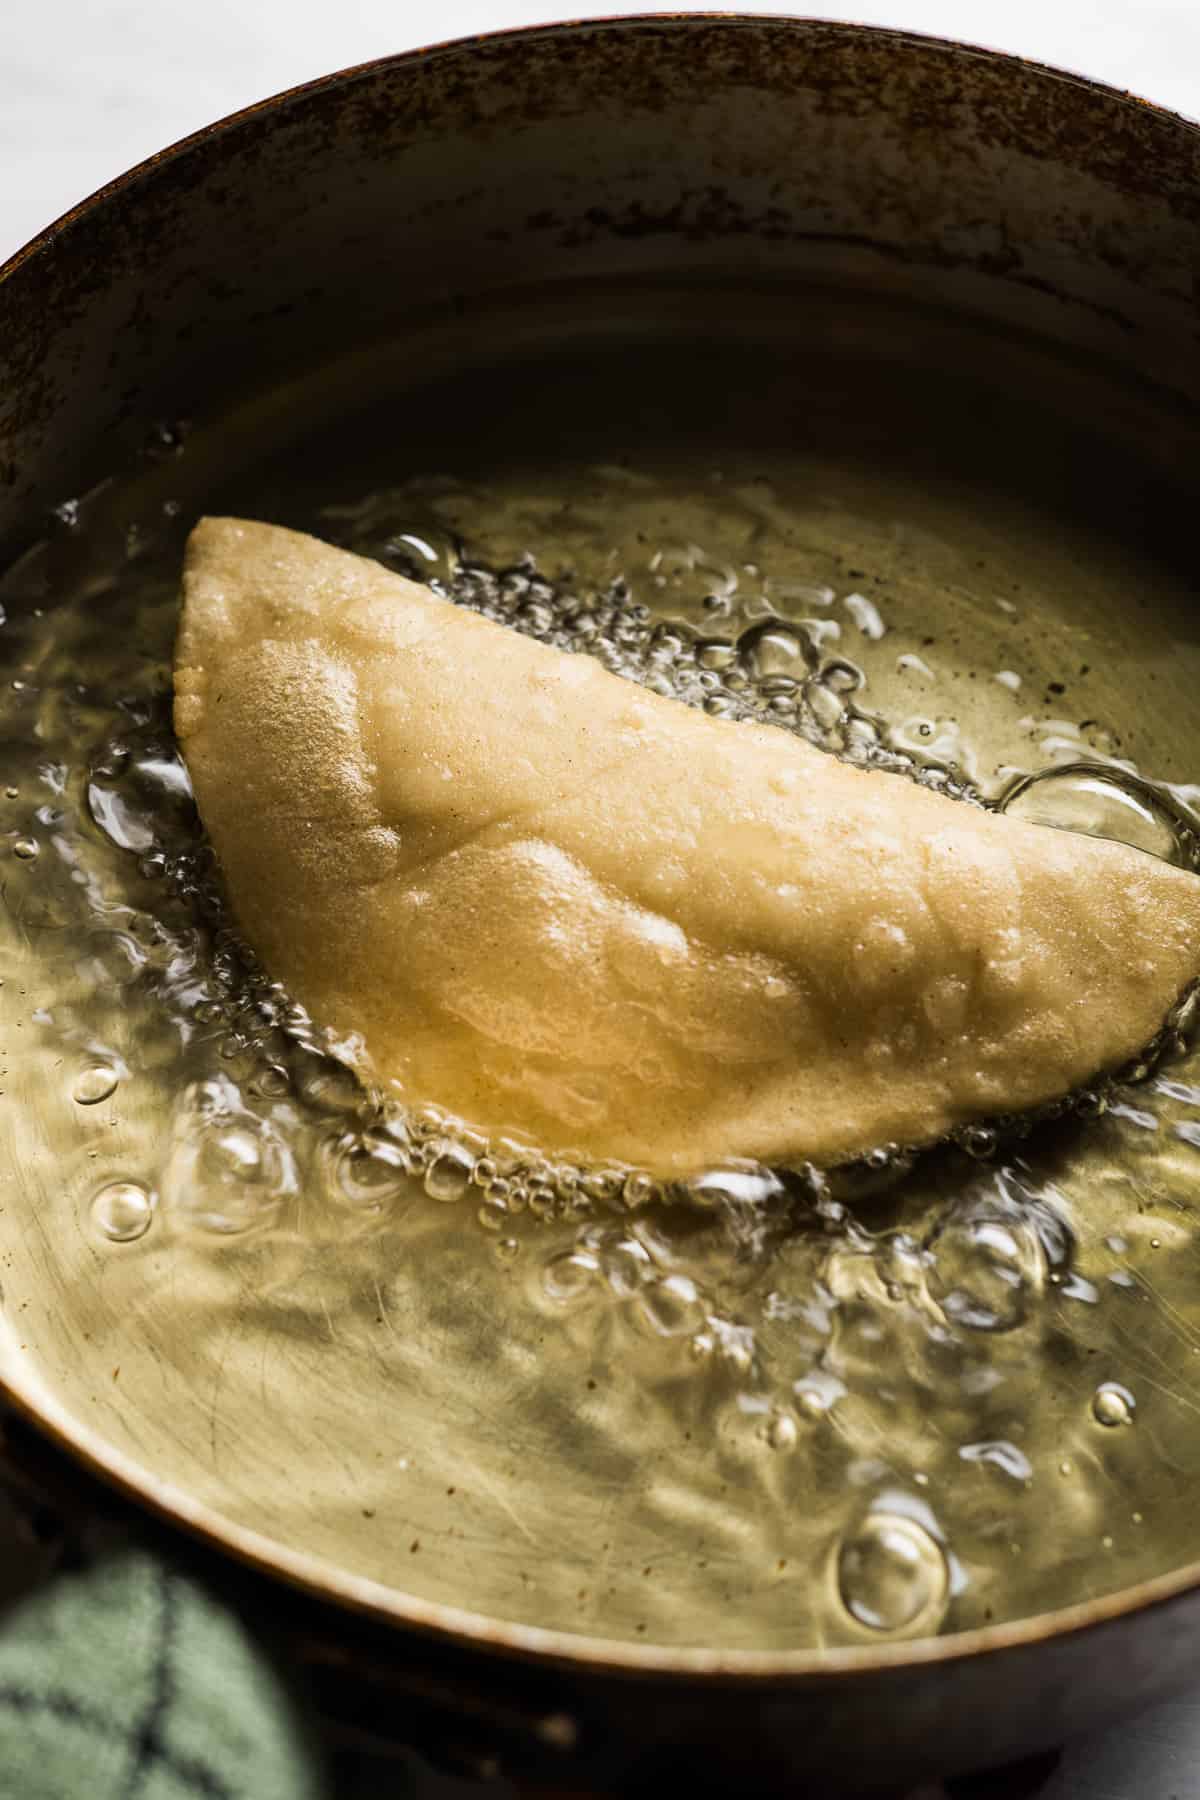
[[3, 285, 1200, 1650]]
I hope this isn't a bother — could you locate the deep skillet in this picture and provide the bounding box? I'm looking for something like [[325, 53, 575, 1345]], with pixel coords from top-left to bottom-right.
[[2, 16, 1200, 1792]]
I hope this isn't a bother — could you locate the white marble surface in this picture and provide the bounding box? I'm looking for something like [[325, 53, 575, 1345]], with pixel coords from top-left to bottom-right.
[[1, 1, 1199, 264]]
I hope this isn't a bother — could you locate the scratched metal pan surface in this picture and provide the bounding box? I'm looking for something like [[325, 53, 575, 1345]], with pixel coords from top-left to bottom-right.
[[2, 16, 1200, 1791]]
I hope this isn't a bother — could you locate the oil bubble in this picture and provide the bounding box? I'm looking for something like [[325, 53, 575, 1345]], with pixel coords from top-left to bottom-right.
[[738, 620, 813, 678], [90, 1180, 154, 1243], [423, 1141, 474, 1203], [254, 1066, 290, 1098], [795, 1383, 836, 1420], [603, 1236, 653, 1297], [86, 781, 156, 854], [999, 763, 1190, 867], [835, 1512, 949, 1635], [820, 657, 865, 695], [72, 1065, 118, 1106], [928, 1211, 1045, 1332], [696, 639, 738, 672], [543, 1249, 601, 1304], [636, 1273, 703, 1337], [296, 1062, 363, 1117], [960, 1124, 998, 1161], [12, 838, 38, 861], [1092, 1382, 1136, 1428], [622, 1170, 658, 1210], [329, 1134, 408, 1213], [164, 1081, 297, 1235], [579, 1167, 624, 1205], [767, 1412, 799, 1451], [528, 1185, 557, 1219]]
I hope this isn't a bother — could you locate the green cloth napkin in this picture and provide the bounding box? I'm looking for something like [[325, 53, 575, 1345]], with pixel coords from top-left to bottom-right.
[[0, 1550, 328, 1800]]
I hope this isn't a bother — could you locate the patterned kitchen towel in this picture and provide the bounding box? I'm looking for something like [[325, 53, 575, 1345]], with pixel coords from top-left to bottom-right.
[[0, 1548, 329, 1800]]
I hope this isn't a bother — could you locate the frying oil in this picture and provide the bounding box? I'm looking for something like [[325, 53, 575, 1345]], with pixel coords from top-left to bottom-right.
[[3, 290, 1200, 1650]]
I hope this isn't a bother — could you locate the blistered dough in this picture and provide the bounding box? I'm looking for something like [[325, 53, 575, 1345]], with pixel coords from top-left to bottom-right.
[[174, 518, 1200, 1174]]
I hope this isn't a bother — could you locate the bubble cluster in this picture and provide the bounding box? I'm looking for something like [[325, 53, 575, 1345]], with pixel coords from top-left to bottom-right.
[[436, 554, 978, 803]]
